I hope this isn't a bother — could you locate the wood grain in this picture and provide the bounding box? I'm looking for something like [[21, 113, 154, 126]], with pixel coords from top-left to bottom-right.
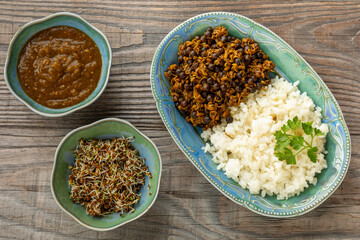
[[0, 0, 359, 239]]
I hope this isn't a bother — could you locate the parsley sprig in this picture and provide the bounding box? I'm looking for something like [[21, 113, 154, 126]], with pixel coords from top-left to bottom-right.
[[274, 116, 325, 165]]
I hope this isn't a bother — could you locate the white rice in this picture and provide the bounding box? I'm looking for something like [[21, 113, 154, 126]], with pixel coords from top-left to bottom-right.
[[201, 76, 328, 200]]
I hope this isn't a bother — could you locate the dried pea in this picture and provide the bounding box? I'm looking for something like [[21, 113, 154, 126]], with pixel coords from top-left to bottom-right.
[[164, 26, 275, 130]]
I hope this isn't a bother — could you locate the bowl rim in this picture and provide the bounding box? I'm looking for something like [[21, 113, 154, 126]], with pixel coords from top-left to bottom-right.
[[3, 12, 112, 117], [150, 11, 351, 218], [50, 118, 162, 231]]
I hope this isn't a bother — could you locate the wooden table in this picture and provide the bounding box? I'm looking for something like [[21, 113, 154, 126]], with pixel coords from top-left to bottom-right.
[[1, 1, 359, 239]]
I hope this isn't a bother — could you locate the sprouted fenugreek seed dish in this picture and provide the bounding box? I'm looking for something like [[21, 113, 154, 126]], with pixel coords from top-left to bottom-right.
[[165, 26, 328, 200], [68, 137, 152, 216]]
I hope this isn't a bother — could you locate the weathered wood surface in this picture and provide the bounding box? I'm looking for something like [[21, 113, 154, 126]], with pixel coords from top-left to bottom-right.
[[0, 0, 359, 239]]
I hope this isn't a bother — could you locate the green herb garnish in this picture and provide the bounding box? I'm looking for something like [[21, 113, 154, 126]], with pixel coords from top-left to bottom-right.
[[274, 116, 324, 165]]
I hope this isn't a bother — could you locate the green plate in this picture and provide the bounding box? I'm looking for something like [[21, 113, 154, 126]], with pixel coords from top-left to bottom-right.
[[150, 12, 351, 217]]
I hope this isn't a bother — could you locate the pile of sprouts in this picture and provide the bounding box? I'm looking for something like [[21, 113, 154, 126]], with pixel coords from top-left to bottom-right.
[[68, 137, 152, 216]]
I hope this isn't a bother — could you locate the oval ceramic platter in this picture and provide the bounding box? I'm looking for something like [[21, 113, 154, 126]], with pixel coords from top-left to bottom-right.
[[150, 12, 351, 217]]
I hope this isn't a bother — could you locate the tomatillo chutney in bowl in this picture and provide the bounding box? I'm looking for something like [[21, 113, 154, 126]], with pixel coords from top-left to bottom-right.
[[4, 12, 112, 117], [51, 118, 162, 231]]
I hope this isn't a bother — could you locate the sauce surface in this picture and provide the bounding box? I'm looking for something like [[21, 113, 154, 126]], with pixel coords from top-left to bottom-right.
[[17, 26, 102, 109]]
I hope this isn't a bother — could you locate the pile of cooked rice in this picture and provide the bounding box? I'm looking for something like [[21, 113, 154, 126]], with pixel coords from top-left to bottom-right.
[[201, 76, 328, 200]]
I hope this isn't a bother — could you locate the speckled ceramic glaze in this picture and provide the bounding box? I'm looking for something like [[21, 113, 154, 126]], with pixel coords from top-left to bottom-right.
[[51, 118, 162, 231], [4, 12, 112, 117], [150, 12, 351, 217]]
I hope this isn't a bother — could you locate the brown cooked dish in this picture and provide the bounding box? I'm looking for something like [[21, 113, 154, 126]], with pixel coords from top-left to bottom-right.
[[164, 26, 275, 130], [17, 26, 102, 109]]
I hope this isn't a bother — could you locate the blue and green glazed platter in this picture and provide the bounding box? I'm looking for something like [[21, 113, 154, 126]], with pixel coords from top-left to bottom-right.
[[150, 12, 351, 217]]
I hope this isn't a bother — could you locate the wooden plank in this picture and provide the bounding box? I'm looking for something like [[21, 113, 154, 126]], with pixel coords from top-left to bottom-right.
[[0, 0, 359, 239]]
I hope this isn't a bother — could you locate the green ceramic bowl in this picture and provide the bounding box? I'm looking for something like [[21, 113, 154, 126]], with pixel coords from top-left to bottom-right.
[[4, 12, 112, 117], [50, 118, 162, 231]]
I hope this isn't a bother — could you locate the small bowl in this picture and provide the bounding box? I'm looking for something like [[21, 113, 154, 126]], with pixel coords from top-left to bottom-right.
[[50, 118, 162, 231], [150, 12, 351, 217], [4, 12, 112, 117]]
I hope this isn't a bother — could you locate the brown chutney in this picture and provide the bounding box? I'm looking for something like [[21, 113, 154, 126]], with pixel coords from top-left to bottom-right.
[[17, 26, 102, 109]]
